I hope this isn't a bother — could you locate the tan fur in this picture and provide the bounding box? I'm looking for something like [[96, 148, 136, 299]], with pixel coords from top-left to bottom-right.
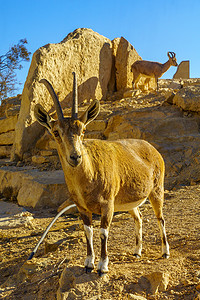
[[57, 137, 165, 215], [34, 78, 170, 274], [131, 52, 178, 90]]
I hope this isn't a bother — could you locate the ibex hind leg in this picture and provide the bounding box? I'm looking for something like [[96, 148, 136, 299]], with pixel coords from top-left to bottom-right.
[[149, 189, 170, 258], [129, 207, 142, 258]]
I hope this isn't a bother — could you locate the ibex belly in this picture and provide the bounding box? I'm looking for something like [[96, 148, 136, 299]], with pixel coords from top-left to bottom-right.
[[114, 198, 146, 212]]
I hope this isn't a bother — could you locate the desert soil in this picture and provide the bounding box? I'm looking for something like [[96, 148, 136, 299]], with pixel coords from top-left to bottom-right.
[[0, 185, 200, 299]]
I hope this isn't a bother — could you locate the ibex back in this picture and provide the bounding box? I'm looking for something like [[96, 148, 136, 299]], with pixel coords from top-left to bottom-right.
[[34, 72, 170, 275]]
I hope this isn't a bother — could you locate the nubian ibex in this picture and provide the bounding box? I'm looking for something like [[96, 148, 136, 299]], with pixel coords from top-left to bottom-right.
[[34, 72, 170, 276], [131, 51, 178, 91]]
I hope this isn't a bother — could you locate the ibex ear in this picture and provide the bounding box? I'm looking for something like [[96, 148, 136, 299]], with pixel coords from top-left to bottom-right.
[[80, 100, 100, 126], [34, 104, 51, 130]]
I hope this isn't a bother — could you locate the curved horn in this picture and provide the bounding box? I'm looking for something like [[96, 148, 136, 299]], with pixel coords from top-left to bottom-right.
[[72, 72, 78, 120], [167, 51, 175, 58], [171, 52, 176, 57], [39, 79, 64, 120]]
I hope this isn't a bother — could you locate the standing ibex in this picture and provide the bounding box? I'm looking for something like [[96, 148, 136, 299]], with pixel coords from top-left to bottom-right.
[[131, 51, 178, 91], [34, 73, 170, 275]]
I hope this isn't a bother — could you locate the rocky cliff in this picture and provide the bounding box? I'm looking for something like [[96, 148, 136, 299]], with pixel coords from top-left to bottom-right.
[[11, 28, 141, 161]]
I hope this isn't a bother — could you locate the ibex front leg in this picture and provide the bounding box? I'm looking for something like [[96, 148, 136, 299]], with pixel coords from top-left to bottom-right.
[[97, 202, 114, 276], [80, 212, 95, 273]]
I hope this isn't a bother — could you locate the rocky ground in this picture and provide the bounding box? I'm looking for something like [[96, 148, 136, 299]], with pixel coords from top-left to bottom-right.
[[0, 185, 200, 299], [0, 84, 200, 299]]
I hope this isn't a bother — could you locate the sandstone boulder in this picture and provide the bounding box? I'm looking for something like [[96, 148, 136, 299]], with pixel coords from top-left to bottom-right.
[[173, 85, 200, 112], [0, 145, 12, 158], [57, 265, 107, 300], [173, 60, 190, 79], [114, 37, 141, 91], [103, 104, 200, 188], [0, 166, 70, 208], [0, 131, 15, 145], [12, 28, 113, 160], [0, 95, 21, 118], [0, 115, 18, 134], [145, 272, 170, 294], [0, 201, 33, 229]]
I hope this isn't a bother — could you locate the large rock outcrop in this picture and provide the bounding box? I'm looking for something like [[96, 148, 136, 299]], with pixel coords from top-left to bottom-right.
[[11, 28, 114, 160], [113, 37, 141, 90], [11, 28, 142, 161]]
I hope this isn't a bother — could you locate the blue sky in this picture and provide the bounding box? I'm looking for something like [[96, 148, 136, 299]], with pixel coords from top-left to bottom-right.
[[1, 0, 200, 94]]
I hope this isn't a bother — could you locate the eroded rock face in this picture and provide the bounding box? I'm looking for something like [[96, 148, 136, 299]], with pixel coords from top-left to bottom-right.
[[173, 60, 190, 79], [0, 166, 69, 208], [173, 85, 200, 112], [103, 103, 200, 188], [114, 37, 141, 90], [12, 28, 113, 160]]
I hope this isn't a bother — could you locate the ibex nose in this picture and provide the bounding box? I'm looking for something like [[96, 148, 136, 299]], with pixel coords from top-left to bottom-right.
[[69, 152, 82, 167]]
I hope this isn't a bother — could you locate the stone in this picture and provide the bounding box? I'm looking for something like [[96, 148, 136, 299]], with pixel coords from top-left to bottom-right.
[[0, 96, 21, 118], [173, 60, 190, 79], [123, 90, 135, 98], [173, 85, 200, 112], [0, 131, 15, 145], [44, 241, 59, 254], [59, 267, 76, 292], [104, 115, 141, 140], [57, 265, 100, 300], [0, 145, 12, 158], [2, 260, 45, 288], [168, 81, 183, 90], [0, 201, 33, 229], [0, 115, 18, 134], [32, 155, 50, 164], [144, 272, 170, 294], [5, 105, 20, 117], [164, 92, 176, 104], [0, 166, 70, 208], [115, 37, 141, 91], [128, 294, 147, 300], [40, 150, 56, 156], [35, 131, 56, 150], [12, 28, 113, 160], [86, 120, 106, 132]]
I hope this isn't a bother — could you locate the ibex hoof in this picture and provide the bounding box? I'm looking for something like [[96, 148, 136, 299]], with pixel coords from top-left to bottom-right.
[[97, 269, 108, 277], [162, 253, 170, 259], [133, 253, 141, 259], [85, 266, 94, 273]]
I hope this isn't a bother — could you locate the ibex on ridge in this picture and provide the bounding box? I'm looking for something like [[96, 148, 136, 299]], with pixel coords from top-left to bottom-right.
[[34, 72, 170, 276], [131, 51, 178, 91]]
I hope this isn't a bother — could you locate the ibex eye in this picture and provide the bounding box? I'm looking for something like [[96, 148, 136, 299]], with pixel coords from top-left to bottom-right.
[[53, 130, 59, 137]]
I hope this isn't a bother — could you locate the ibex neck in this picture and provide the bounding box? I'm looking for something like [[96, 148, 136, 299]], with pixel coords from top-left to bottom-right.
[[162, 60, 171, 74]]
